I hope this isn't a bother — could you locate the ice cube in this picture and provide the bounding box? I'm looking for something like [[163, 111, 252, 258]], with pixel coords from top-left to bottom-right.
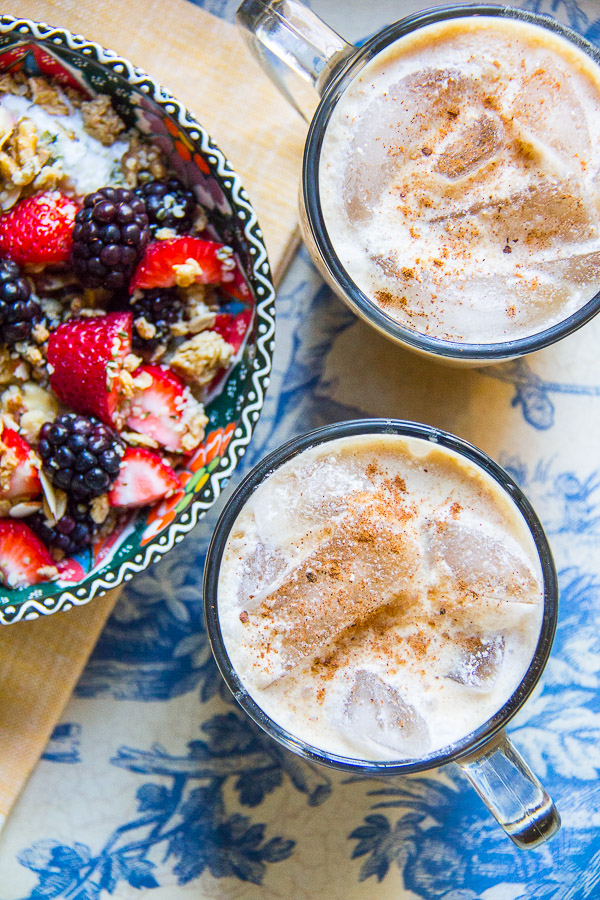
[[238, 541, 289, 604], [345, 670, 430, 757], [425, 510, 538, 604], [251, 455, 371, 551], [342, 68, 468, 220], [447, 634, 505, 691], [244, 495, 422, 685], [434, 111, 505, 180], [510, 56, 591, 165]]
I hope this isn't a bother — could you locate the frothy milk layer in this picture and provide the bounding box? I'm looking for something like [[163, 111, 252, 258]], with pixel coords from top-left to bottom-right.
[[319, 17, 600, 343], [217, 434, 544, 762]]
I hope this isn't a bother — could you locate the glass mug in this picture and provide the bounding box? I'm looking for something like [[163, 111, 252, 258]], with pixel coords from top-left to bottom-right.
[[204, 419, 561, 848], [237, 1, 600, 364]]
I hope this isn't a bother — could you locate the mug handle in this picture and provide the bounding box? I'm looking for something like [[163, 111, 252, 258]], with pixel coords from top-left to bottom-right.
[[236, 0, 356, 119], [457, 729, 560, 849]]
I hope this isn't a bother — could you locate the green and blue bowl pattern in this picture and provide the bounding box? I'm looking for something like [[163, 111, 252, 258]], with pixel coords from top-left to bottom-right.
[[0, 15, 275, 624]]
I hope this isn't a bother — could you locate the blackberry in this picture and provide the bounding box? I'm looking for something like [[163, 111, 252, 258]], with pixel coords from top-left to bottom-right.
[[71, 187, 150, 291], [130, 288, 182, 352], [38, 413, 124, 501], [0, 258, 41, 345], [29, 500, 96, 556], [136, 178, 196, 235]]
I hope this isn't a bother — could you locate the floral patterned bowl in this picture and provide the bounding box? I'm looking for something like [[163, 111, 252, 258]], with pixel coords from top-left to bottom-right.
[[0, 16, 275, 624]]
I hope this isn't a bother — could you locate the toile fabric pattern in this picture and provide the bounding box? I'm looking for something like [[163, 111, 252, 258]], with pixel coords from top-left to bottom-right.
[[0, 0, 599, 897]]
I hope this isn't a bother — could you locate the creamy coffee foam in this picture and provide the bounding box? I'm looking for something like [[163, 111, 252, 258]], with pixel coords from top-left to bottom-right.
[[217, 434, 544, 762], [319, 17, 600, 343]]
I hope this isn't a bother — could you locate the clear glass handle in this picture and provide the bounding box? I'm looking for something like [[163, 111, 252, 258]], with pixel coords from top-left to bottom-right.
[[458, 730, 560, 849], [236, 0, 356, 119]]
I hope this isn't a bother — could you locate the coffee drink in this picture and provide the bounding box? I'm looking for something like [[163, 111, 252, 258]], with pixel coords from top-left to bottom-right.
[[319, 17, 600, 343], [216, 433, 544, 761]]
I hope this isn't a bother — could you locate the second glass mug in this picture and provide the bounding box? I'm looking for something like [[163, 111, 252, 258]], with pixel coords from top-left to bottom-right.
[[236, 0, 600, 364], [204, 419, 561, 849]]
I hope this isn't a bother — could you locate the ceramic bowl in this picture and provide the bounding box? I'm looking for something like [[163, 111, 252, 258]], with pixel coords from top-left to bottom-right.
[[0, 15, 275, 624]]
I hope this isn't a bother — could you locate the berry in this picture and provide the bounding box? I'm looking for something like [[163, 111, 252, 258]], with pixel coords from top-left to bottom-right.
[[212, 309, 253, 354], [130, 237, 234, 291], [0, 258, 41, 345], [29, 499, 97, 556], [0, 519, 55, 588], [108, 447, 179, 508], [71, 187, 150, 291], [47, 311, 133, 427], [130, 288, 182, 352], [126, 365, 188, 451], [0, 428, 42, 500], [0, 190, 79, 266], [135, 178, 196, 234], [38, 413, 124, 501]]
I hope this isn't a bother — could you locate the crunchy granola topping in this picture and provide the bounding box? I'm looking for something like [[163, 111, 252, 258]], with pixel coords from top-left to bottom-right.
[[32, 321, 50, 344], [135, 316, 157, 340], [0, 431, 18, 492], [80, 95, 126, 146], [122, 429, 160, 449], [169, 330, 234, 387], [173, 258, 202, 288], [90, 493, 110, 525], [0, 382, 57, 443], [29, 77, 71, 115], [120, 131, 167, 188]]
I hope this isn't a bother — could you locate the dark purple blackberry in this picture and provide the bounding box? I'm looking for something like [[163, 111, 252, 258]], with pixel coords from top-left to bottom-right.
[[130, 287, 182, 352], [136, 178, 196, 234], [29, 500, 96, 556], [71, 187, 150, 291], [38, 413, 124, 501], [0, 258, 41, 344]]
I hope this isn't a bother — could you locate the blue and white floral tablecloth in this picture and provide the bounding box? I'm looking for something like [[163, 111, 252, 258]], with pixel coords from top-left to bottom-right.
[[1, 0, 600, 897]]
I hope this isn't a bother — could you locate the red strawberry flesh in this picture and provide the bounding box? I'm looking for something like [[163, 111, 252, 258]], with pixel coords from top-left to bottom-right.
[[0, 190, 80, 266], [108, 447, 179, 508], [0, 520, 55, 588], [126, 365, 186, 451], [48, 311, 133, 427], [212, 309, 253, 354], [130, 237, 235, 291], [0, 428, 42, 500]]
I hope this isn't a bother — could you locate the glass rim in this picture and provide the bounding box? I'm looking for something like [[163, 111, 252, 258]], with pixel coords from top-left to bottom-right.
[[302, 3, 600, 361], [203, 418, 559, 775]]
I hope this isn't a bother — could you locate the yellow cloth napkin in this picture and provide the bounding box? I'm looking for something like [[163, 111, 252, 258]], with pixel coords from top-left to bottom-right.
[[0, 0, 305, 825]]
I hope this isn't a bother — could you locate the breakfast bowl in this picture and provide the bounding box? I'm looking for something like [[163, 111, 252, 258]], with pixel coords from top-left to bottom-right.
[[0, 15, 275, 624]]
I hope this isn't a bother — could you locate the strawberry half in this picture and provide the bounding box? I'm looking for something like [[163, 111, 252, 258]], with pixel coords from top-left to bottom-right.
[[47, 311, 133, 428], [108, 447, 179, 508], [0, 428, 42, 500], [130, 236, 242, 293], [212, 309, 253, 354], [0, 520, 55, 588], [126, 365, 187, 452], [0, 190, 80, 266]]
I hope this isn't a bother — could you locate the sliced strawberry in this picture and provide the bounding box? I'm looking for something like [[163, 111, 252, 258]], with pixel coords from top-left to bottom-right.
[[108, 448, 179, 508], [0, 520, 55, 588], [0, 428, 42, 500], [0, 190, 80, 266], [130, 237, 236, 292], [47, 311, 133, 428], [212, 309, 253, 354], [126, 365, 187, 452]]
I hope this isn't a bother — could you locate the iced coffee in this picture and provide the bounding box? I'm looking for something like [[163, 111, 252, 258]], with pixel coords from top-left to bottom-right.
[[319, 17, 600, 343], [216, 433, 544, 761]]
